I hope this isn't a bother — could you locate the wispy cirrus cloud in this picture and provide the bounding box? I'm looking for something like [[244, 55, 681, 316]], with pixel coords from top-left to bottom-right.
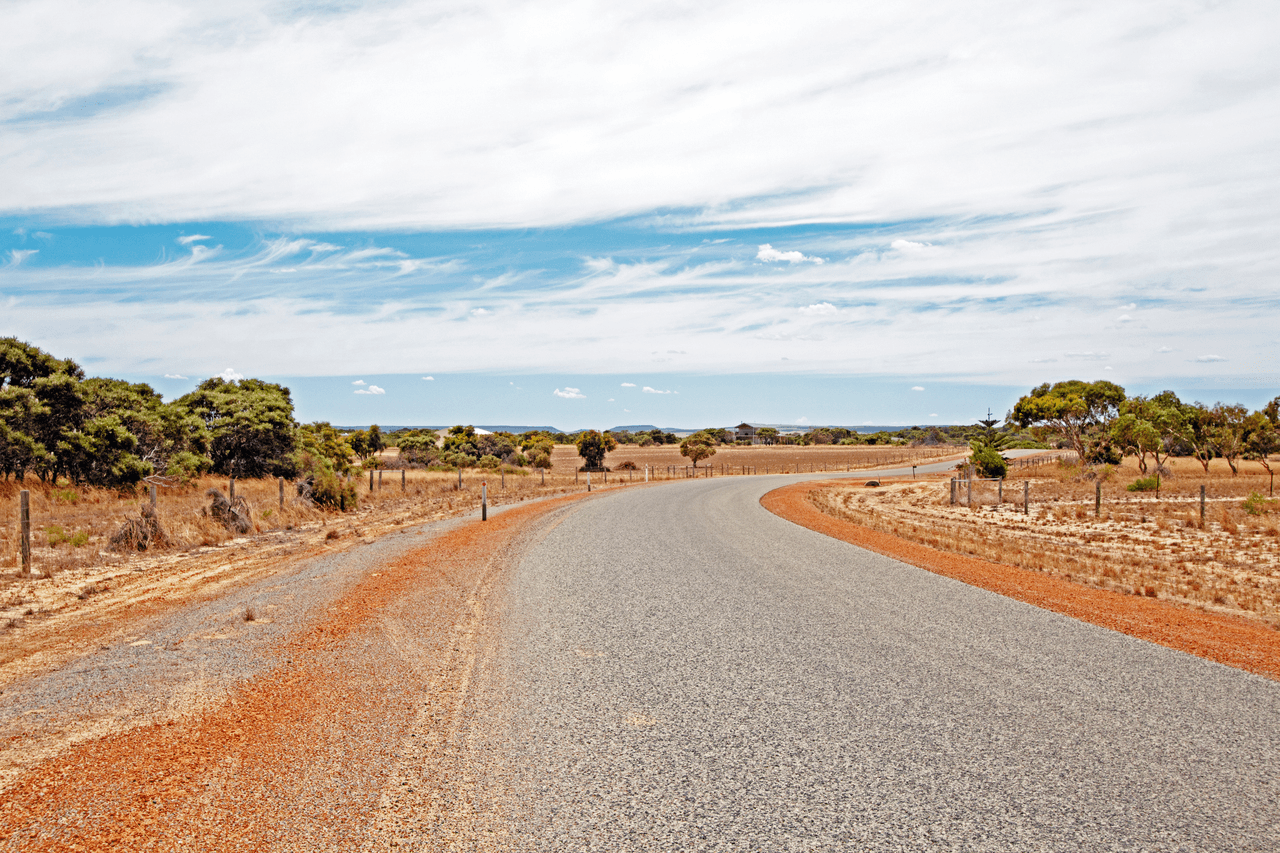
[[354, 384, 385, 395]]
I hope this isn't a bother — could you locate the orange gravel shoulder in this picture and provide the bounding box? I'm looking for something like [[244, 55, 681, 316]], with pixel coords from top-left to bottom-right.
[[762, 480, 1280, 681], [0, 490, 594, 851]]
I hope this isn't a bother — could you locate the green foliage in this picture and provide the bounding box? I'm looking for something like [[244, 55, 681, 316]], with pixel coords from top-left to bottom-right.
[[969, 446, 1008, 479], [396, 431, 440, 467], [1243, 492, 1278, 516], [51, 487, 78, 504], [1127, 476, 1160, 492], [575, 430, 617, 469], [177, 378, 297, 477], [1012, 379, 1127, 461], [298, 422, 356, 474], [165, 450, 212, 483], [680, 433, 717, 467], [478, 454, 501, 469], [45, 525, 89, 548], [295, 450, 357, 511]]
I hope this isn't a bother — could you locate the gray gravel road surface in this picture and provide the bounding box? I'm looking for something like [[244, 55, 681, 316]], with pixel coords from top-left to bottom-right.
[[487, 470, 1280, 851]]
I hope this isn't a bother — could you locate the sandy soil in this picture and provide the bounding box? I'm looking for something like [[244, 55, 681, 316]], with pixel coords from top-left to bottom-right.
[[762, 480, 1280, 681], [0, 489, 595, 851]]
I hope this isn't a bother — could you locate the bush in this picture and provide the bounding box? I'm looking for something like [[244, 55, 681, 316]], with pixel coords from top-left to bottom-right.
[[165, 450, 212, 483], [969, 446, 1008, 479], [615, 460, 638, 470], [477, 454, 501, 469], [295, 450, 357, 511], [529, 451, 552, 469], [1127, 475, 1160, 492], [1243, 492, 1278, 516]]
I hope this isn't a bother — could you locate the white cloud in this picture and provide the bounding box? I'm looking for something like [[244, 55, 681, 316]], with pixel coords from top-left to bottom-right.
[[642, 386, 672, 394], [1119, 303, 1137, 311], [1156, 347, 1173, 354], [758, 244, 823, 264], [795, 417, 809, 425], [354, 384, 386, 395], [163, 373, 187, 379], [177, 234, 211, 245], [1195, 354, 1227, 363], [929, 413, 939, 418], [352, 379, 366, 385], [470, 308, 490, 316], [891, 239, 928, 252], [911, 386, 925, 391], [218, 368, 243, 381], [1064, 352, 1110, 361], [422, 375, 434, 380], [798, 302, 837, 316], [1117, 314, 1132, 323], [621, 382, 636, 387], [553, 387, 585, 399], [7, 249, 37, 266], [607, 398, 614, 402]]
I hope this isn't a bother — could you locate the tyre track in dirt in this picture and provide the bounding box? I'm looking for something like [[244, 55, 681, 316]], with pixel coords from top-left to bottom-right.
[[0, 490, 596, 852]]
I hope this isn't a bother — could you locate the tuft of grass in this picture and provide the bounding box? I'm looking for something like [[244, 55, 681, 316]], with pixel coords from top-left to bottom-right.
[[325, 528, 341, 541], [77, 583, 101, 600], [1127, 476, 1160, 492], [1243, 491, 1278, 516], [243, 605, 256, 622]]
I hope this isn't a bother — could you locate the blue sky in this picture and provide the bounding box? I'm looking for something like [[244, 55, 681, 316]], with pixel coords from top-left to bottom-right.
[[2, 0, 1278, 428]]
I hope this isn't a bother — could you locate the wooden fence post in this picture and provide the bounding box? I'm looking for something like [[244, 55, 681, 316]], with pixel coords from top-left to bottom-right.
[[1200, 484, 1206, 525], [369, 469, 374, 492], [378, 469, 383, 490], [229, 478, 236, 501], [19, 490, 31, 577], [150, 483, 157, 509], [401, 469, 406, 491], [966, 477, 972, 507], [458, 466, 462, 490], [1095, 481, 1101, 517], [482, 482, 487, 521], [279, 477, 285, 510], [950, 478, 956, 505], [998, 478, 1003, 504], [1023, 480, 1029, 515]]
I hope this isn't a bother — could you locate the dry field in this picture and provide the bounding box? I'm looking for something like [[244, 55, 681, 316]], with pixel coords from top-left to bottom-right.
[[810, 456, 1280, 629], [600, 442, 957, 476]]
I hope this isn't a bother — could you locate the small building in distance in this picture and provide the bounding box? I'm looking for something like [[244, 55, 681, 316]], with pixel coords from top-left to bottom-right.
[[734, 423, 758, 444]]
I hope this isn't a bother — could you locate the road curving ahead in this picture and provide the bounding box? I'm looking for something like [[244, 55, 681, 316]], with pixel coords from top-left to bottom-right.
[[489, 466, 1280, 850]]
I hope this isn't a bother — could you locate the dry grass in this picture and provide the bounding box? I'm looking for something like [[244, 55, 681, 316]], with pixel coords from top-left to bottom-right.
[[810, 456, 1280, 629]]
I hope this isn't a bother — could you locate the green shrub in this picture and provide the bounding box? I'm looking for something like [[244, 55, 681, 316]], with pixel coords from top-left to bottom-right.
[[1243, 491, 1278, 515], [295, 450, 358, 511], [45, 525, 89, 547], [969, 446, 1008, 479], [477, 454, 501, 469], [51, 488, 79, 505], [1127, 475, 1160, 492], [165, 450, 212, 483]]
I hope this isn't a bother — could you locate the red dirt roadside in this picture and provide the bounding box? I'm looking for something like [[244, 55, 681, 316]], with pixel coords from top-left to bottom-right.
[[762, 480, 1280, 681], [0, 491, 592, 852]]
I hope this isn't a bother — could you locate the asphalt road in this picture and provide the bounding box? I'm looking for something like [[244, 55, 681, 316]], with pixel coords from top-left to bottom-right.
[[488, 467, 1280, 851]]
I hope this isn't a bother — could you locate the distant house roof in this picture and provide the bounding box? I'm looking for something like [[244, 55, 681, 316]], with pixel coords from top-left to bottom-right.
[[735, 422, 755, 430]]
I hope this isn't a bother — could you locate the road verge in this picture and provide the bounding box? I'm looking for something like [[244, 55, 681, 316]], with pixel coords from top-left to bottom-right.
[[762, 480, 1280, 681]]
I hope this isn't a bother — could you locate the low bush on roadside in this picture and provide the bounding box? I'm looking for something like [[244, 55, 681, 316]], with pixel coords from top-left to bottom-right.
[[1127, 476, 1160, 492], [1243, 491, 1278, 516]]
